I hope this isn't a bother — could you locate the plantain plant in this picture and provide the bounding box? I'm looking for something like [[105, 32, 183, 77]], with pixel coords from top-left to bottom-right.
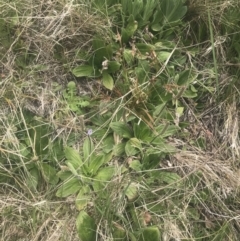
[[64, 1, 212, 240], [72, 0, 188, 91], [59, 1, 240, 238]]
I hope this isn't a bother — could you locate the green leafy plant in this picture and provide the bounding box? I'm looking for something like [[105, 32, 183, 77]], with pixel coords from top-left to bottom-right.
[[56, 136, 114, 198], [72, 0, 188, 92], [56, 113, 181, 239], [71, 0, 198, 143], [109, 120, 178, 167], [3, 0, 240, 240], [72, 37, 121, 90], [56, 135, 119, 240], [76, 210, 97, 241], [63, 81, 91, 114]]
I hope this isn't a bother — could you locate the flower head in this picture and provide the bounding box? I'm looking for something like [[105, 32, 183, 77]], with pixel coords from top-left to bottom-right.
[[87, 129, 93, 136]]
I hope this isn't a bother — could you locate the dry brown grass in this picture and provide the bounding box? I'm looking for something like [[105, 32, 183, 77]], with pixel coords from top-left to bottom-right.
[[0, 190, 79, 241]]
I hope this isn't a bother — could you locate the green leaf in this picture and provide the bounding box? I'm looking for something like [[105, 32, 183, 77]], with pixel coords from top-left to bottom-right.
[[125, 182, 138, 202], [123, 49, 134, 65], [79, 100, 90, 108], [177, 69, 198, 86], [102, 71, 114, 90], [132, 0, 144, 19], [136, 43, 155, 54], [66, 161, 79, 176], [129, 159, 142, 172], [149, 138, 176, 152], [102, 135, 115, 153], [121, 0, 132, 16], [121, 16, 138, 43], [56, 178, 82, 197], [125, 138, 141, 156], [29, 120, 50, 157], [57, 170, 73, 181], [88, 154, 106, 176], [151, 10, 164, 31], [172, 55, 187, 65], [142, 154, 161, 169], [159, 171, 181, 184], [94, 166, 115, 181], [182, 89, 198, 98], [153, 103, 167, 117], [141, 0, 157, 26], [155, 124, 180, 138], [135, 60, 150, 84], [91, 38, 113, 66], [92, 166, 115, 192], [75, 185, 91, 211], [130, 138, 142, 150], [64, 147, 83, 169], [157, 51, 171, 62], [83, 137, 94, 163], [19, 142, 31, 157], [67, 81, 76, 92], [72, 65, 96, 77], [139, 226, 161, 241], [26, 167, 39, 191], [133, 122, 152, 142], [176, 107, 184, 117], [151, 23, 162, 32], [113, 143, 126, 156], [76, 211, 96, 241], [41, 163, 59, 185], [112, 223, 127, 241], [110, 122, 133, 139], [190, 85, 197, 93], [107, 4, 122, 16], [160, 0, 187, 24], [107, 61, 121, 73]]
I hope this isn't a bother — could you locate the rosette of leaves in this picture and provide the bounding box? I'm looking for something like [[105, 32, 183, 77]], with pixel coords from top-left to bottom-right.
[[94, 0, 187, 37], [56, 137, 117, 240], [109, 120, 178, 170], [72, 0, 188, 91], [56, 137, 115, 203], [90, 111, 179, 170]]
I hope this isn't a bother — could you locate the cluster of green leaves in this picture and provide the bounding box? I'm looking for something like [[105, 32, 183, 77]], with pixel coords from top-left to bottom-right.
[[72, 0, 188, 90], [56, 121, 180, 240], [56, 137, 119, 240], [43, 1, 240, 238], [63, 81, 91, 114], [2, 0, 239, 240], [66, 0, 200, 240], [57, 112, 233, 240], [72, 0, 198, 134], [56, 138, 114, 200]]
